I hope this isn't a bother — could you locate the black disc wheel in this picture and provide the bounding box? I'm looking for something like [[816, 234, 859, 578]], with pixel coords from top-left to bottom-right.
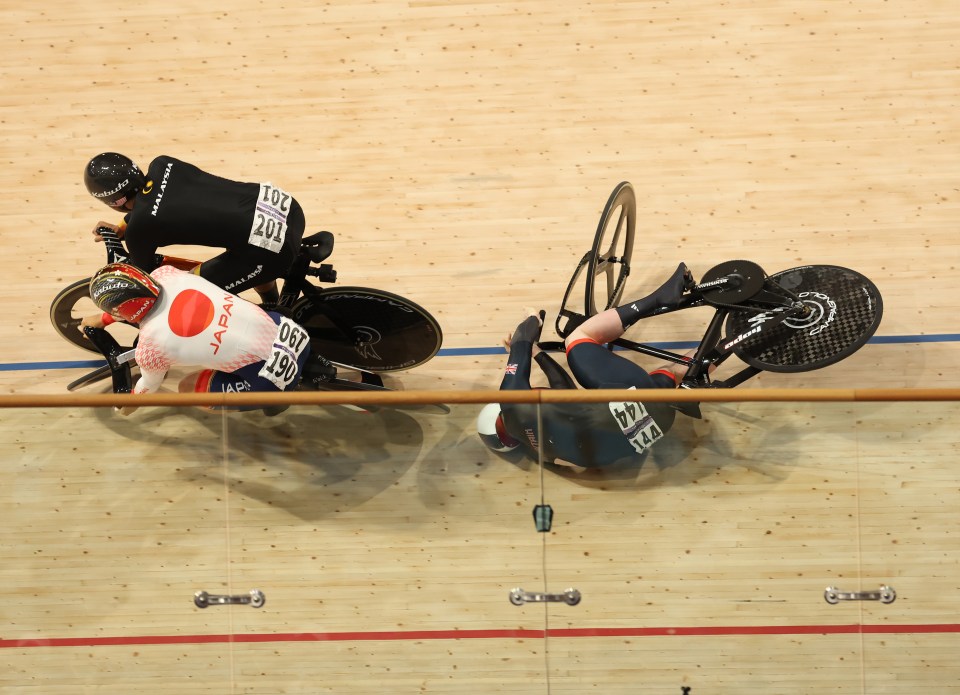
[[49, 278, 138, 354], [725, 265, 883, 373], [291, 287, 442, 372]]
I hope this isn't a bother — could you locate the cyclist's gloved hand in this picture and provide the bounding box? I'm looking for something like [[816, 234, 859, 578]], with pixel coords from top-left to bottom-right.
[[511, 310, 545, 345]]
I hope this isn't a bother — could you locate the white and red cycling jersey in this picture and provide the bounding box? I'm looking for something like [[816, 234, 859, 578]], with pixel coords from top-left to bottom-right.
[[131, 266, 283, 394]]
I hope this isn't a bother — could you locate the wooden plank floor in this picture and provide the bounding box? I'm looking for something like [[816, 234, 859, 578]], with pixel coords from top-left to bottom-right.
[[1, 1, 959, 692]]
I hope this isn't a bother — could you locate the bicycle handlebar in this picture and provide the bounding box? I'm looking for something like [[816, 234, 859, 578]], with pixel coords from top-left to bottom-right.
[[82, 326, 134, 394]]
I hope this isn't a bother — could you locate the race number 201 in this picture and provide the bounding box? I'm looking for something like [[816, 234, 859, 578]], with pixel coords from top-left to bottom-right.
[[248, 183, 292, 254]]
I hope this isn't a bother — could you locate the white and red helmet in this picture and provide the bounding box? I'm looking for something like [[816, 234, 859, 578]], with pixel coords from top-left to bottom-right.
[[89, 263, 161, 324], [477, 403, 521, 452]]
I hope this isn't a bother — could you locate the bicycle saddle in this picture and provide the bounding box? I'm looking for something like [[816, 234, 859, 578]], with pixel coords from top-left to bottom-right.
[[301, 230, 334, 264]]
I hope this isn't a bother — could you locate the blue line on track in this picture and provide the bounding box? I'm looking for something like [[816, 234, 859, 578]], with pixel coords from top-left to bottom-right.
[[3, 334, 957, 373]]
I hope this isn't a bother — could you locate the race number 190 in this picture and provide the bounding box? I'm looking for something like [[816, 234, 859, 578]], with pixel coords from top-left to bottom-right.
[[258, 317, 309, 391]]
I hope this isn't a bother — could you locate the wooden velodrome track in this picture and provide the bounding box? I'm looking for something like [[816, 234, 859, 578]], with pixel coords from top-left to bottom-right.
[[2, 1, 959, 693]]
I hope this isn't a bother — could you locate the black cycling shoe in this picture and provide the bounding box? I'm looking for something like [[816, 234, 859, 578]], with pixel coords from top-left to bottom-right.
[[303, 353, 337, 387], [653, 263, 691, 310], [262, 404, 290, 417]]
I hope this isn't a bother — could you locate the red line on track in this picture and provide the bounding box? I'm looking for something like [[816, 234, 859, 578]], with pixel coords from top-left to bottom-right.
[[3, 624, 960, 649]]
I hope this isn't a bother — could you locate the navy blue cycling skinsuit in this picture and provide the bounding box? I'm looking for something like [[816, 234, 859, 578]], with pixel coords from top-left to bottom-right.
[[497, 265, 696, 467], [498, 319, 678, 468], [118, 156, 306, 294]]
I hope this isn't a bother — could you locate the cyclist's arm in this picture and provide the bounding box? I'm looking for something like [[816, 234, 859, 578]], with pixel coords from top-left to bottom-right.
[[91, 219, 199, 272], [91, 220, 124, 242], [80, 313, 124, 333], [129, 239, 202, 274], [157, 255, 201, 272], [133, 367, 166, 396], [132, 343, 171, 397], [117, 364, 165, 415]]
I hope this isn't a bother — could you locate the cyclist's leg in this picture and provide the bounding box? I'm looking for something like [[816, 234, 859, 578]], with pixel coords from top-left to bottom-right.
[[178, 368, 256, 411], [198, 202, 304, 301], [179, 365, 291, 414], [534, 351, 577, 390], [252, 199, 306, 304], [566, 341, 675, 390], [199, 247, 295, 301], [565, 262, 691, 347], [198, 248, 273, 296], [179, 347, 310, 414], [566, 341, 678, 437], [284, 198, 306, 247]]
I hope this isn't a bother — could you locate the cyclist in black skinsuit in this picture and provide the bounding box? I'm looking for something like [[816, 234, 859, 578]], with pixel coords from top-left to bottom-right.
[[485, 264, 699, 469], [83, 152, 306, 306]]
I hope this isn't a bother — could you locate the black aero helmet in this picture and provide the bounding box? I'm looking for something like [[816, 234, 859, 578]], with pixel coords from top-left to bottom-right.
[[84, 152, 145, 209]]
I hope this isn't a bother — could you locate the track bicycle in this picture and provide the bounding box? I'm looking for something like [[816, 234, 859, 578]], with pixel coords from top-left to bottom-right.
[[546, 181, 883, 398], [49, 229, 443, 394]]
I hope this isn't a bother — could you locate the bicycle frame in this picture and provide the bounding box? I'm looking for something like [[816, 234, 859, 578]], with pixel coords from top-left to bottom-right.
[[558, 271, 811, 390], [549, 181, 887, 392], [275, 230, 338, 310]]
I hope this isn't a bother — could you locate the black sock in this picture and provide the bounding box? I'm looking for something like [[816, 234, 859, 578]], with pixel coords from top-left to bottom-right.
[[257, 287, 280, 305], [614, 296, 658, 331], [614, 264, 689, 330]]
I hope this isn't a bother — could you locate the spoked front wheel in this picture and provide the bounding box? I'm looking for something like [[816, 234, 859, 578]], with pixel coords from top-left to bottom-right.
[[291, 287, 443, 372], [49, 278, 138, 354], [586, 181, 636, 316], [725, 265, 883, 373], [555, 182, 637, 338]]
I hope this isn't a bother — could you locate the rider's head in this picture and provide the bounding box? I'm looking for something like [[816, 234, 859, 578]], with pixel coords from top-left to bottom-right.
[[477, 403, 521, 453], [84, 152, 145, 210], [89, 263, 161, 324]]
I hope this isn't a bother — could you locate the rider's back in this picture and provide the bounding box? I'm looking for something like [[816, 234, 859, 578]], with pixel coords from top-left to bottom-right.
[[123, 155, 263, 269], [134, 266, 280, 393], [503, 400, 676, 468]]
